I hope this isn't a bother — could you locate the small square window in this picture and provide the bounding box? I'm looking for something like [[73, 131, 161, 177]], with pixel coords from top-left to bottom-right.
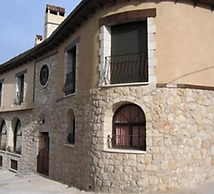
[[10, 159, 18, 171]]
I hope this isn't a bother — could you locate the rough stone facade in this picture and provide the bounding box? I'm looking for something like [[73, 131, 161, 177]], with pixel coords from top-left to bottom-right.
[[32, 53, 95, 190], [0, 56, 213, 193], [0, 110, 36, 173], [89, 86, 214, 193], [32, 68, 214, 193]]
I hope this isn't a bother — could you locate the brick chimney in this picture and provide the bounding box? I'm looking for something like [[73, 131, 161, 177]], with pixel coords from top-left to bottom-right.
[[44, 4, 66, 39]]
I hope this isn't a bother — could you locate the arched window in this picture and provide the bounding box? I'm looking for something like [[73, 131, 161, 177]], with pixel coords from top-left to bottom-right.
[[112, 104, 146, 150], [66, 109, 75, 144], [14, 119, 22, 154], [0, 120, 7, 150]]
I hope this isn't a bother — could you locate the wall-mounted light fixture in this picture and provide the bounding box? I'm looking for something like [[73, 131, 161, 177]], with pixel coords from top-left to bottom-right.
[[38, 113, 45, 124]]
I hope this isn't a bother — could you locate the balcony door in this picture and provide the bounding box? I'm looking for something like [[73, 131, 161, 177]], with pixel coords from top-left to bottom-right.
[[110, 21, 148, 84]]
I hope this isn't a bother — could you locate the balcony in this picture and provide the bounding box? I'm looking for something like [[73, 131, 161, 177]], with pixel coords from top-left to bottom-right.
[[103, 52, 148, 85], [63, 72, 75, 95]]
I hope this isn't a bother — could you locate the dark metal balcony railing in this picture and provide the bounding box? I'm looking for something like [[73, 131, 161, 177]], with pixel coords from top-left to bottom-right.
[[108, 135, 146, 150], [63, 72, 75, 95], [105, 52, 148, 85]]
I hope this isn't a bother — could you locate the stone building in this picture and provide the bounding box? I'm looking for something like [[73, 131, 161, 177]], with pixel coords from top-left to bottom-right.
[[0, 0, 214, 193]]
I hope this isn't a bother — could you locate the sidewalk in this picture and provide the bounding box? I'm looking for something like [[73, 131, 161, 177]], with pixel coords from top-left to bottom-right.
[[0, 170, 213, 194], [0, 170, 92, 194]]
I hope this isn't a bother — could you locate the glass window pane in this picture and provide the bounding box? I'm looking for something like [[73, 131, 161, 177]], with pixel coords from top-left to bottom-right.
[[116, 126, 129, 146], [113, 104, 146, 150]]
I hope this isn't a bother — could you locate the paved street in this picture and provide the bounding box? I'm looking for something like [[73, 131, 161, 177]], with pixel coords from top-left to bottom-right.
[[0, 170, 213, 194], [0, 170, 93, 194]]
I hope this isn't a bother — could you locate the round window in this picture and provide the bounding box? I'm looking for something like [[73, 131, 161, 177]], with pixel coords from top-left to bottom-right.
[[40, 64, 49, 87]]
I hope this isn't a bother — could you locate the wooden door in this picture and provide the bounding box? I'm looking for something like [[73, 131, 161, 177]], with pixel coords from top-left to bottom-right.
[[37, 132, 49, 176]]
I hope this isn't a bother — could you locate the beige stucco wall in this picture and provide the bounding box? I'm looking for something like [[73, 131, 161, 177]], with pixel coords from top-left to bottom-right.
[[55, 1, 213, 100], [156, 2, 214, 86], [0, 62, 34, 111], [56, 1, 157, 99], [56, 13, 100, 99]]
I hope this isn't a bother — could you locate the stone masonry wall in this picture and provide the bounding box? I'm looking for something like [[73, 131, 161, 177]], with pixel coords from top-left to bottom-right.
[[89, 86, 214, 193], [34, 53, 58, 178], [0, 109, 37, 173], [50, 92, 95, 191], [2, 78, 212, 194], [34, 53, 95, 190], [40, 85, 213, 193], [32, 52, 214, 193]]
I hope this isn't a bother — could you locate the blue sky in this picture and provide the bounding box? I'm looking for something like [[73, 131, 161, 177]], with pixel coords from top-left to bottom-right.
[[0, 0, 81, 64]]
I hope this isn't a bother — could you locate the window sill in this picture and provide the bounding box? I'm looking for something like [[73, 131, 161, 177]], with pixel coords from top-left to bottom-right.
[[9, 168, 17, 173], [100, 82, 149, 88], [103, 148, 146, 154], [64, 93, 76, 99], [64, 143, 75, 148], [0, 102, 34, 113], [56, 93, 76, 102], [7, 151, 21, 158], [0, 150, 6, 154]]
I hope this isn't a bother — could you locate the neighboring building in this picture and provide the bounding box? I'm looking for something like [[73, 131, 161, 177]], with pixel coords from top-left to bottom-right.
[[0, 1, 214, 193]]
